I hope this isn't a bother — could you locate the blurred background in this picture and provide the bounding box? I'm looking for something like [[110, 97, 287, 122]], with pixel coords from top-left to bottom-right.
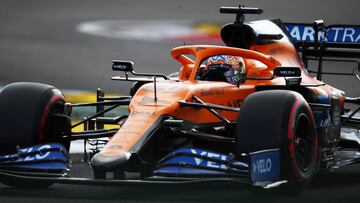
[[0, 0, 359, 97], [1, 0, 360, 201]]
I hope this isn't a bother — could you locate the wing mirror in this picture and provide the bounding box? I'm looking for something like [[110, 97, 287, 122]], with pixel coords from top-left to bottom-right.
[[274, 67, 301, 77], [112, 60, 134, 72], [274, 67, 302, 86]]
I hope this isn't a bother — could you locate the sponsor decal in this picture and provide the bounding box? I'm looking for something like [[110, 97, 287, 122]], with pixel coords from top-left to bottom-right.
[[198, 87, 225, 96], [1, 145, 52, 162], [112, 60, 133, 72], [227, 99, 242, 108], [190, 149, 228, 169], [285, 24, 360, 43], [274, 67, 301, 77], [253, 157, 272, 174], [319, 117, 331, 127], [154, 148, 249, 175], [250, 150, 280, 183], [0, 143, 68, 171]]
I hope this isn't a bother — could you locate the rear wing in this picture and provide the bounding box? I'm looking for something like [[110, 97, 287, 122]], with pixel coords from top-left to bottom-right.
[[284, 23, 360, 57], [283, 22, 360, 125], [283, 22, 360, 81]]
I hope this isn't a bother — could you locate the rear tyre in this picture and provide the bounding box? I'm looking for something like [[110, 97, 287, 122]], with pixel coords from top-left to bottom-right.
[[0, 82, 71, 188], [236, 90, 318, 194]]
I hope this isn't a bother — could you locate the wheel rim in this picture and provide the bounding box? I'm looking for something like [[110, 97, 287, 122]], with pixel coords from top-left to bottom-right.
[[293, 113, 315, 172]]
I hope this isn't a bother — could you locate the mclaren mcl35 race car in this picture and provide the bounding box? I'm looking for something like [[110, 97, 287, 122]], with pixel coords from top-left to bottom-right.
[[0, 5, 359, 194]]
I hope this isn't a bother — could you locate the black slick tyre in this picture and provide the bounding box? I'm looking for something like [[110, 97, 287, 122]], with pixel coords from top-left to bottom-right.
[[0, 82, 70, 188], [236, 90, 318, 194]]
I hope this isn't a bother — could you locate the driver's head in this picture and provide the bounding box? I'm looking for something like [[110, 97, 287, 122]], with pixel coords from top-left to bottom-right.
[[206, 55, 246, 85]]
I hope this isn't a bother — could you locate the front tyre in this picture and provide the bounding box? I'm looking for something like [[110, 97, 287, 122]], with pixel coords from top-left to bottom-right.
[[0, 82, 71, 188], [236, 90, 318, 193]]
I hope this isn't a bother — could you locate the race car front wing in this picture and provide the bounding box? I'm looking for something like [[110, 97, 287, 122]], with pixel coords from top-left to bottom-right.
[[0, 144, 285, 189]]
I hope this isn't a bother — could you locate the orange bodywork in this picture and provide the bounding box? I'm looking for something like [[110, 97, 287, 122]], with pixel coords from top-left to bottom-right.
[[97, 39, 344, 160]]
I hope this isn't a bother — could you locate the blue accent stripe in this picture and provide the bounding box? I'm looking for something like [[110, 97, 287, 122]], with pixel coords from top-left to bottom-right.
[[155, 148, 249, 176], [0, 143, 69, 171], [285, 24, 360, 44]]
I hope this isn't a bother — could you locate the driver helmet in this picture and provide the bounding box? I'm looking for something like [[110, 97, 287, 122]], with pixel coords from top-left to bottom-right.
[[206, 55, 246, 85]]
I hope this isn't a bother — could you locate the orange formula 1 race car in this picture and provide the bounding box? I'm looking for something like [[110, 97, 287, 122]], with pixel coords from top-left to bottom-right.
[[0, 5, 359, 194]]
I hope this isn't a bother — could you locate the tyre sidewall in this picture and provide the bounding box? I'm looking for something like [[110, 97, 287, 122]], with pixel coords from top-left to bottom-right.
[[283, 97, 318, 188], [37, 88, 66, 144]]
